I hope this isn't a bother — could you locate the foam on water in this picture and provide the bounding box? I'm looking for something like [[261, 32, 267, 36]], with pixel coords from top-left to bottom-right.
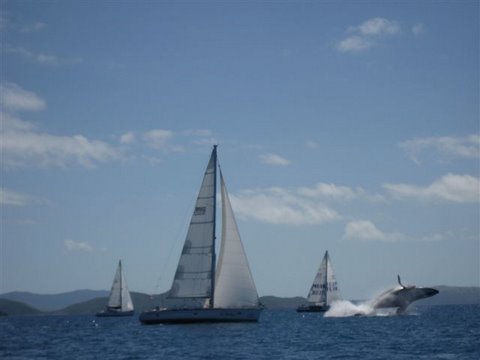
[[324, 300, 397, 317]]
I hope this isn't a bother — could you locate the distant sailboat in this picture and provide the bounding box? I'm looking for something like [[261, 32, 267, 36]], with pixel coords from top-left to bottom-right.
[[139, 146, 262, 324], [297, 251, 341, 312], [96, 260, 134, 317]]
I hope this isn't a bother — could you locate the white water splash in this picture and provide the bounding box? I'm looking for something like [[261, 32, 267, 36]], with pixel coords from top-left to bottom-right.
[[324, 300, 397, 317]]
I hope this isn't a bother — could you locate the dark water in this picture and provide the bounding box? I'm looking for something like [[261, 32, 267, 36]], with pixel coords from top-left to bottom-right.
[[1, 305, 479, 359]]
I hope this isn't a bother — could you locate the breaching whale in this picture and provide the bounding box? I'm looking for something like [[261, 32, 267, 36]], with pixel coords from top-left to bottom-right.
[[372, 275, 439, 314]]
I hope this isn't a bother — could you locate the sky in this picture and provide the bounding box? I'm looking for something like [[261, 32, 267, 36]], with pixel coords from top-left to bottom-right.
[[1, 0, 478, 300]]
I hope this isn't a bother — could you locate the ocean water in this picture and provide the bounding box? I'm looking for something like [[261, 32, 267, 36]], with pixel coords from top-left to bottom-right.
[[1, 305, 479, 359]]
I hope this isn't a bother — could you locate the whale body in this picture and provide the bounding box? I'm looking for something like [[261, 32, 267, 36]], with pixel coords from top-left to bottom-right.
[[372, 275, 439, 314]]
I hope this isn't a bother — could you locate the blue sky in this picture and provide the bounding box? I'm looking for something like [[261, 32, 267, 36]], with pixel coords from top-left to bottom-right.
[[1, 0, 478, 300]]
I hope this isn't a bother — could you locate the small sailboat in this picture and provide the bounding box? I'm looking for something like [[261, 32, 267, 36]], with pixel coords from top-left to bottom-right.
[[139, 145, 262, 324], [297, 250, 341, 312], [96, 260, 134, 317]]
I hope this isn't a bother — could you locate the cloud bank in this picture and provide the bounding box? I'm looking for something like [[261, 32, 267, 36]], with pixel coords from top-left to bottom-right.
[[1, 83, 120, 168], [384, 174, 480, 203], [400, 134, 480, 164]]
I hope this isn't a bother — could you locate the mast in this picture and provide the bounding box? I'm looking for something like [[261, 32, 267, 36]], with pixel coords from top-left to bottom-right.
[[324, 252, 328, 305], [210, 145, 218, 308], [119, 260, 122, 308]]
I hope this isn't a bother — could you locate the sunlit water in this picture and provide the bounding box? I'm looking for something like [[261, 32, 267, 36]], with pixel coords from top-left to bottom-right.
[[1, 305, 478, 359]]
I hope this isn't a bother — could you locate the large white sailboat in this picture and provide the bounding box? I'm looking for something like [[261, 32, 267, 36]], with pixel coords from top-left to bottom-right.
[[139, 146, 262, 324], [297, 250, 341, 312], [96, 260, 134, 317]]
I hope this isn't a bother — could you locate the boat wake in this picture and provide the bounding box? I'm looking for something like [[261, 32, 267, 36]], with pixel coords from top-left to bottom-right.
[[324, 300, 397, 318]]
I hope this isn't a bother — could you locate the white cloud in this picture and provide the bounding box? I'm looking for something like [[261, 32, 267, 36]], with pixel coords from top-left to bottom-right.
[[0, 82, 46, 112], [259, 153, 291, 166], [5, 45, 82, 65], [1, 112, 36, 131], [144, 129, 174, 149], [298, 183, 357, 200], [185, 129, 213, 137], [229, 180, 386, 225], [337, 35, 374, 52], [305, 140, 318, 149], [2, 130, 120, 168], [64, 239, 93, 252], [344, 220, 452, 243], [120, 131, 135, 144], [400, 134, 480, 164], [20, 22, 46, 33], [1, 83, 121, 168], [384, 174, 480, 203], [412, 23, 425, 35], [298, 183, 385, 202], [0, 188, 35, 206], [337, 17, 400, 53], [357, 17, 400, 36], [344, 220, 405, 242], [229, 187, 339, 225]]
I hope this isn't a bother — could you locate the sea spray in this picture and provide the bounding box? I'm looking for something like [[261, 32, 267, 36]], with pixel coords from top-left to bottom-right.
[[324, 300, 375, 317], [325, 300, 400, 317]]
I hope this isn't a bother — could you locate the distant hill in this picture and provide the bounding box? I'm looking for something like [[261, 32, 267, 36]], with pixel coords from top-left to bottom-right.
[[0, 290, 109, 311], [419, 286, 480, 306], [0, 299, 42, 316], [53, 292, 167, 315], [1, 286, 478, 315], [260, 296, 306, 309]]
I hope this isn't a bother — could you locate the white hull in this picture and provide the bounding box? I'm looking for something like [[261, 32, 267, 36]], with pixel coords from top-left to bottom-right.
[[139, 307, 262, 324]]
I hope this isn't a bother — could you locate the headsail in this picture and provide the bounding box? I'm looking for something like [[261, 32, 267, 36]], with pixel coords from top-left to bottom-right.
[[214, 169, 259, 308], [307, 251, 340, 306], [167, 146, 217, 307]]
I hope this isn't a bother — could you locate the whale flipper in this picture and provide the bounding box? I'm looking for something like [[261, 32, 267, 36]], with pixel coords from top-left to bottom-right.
[[397, 275, 406, 289]]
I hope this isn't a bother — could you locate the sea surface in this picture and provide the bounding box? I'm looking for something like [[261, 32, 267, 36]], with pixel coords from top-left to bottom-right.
[[1, 305, 479, 359]]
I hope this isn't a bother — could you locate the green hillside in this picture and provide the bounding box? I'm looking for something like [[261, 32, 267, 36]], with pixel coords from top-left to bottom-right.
[[0, 299, 42, 316]]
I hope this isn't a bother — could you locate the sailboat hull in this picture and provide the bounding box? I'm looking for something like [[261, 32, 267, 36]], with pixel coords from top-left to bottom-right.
[[139, 308, 262, 324], [96, 309, 134, 317]]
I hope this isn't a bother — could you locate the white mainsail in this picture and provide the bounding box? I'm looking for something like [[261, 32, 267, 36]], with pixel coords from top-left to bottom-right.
[[307, 251, 340, 306], [108, 260, 134, 312], [167, 148, 217, 308], [214, 170, 259, 308]]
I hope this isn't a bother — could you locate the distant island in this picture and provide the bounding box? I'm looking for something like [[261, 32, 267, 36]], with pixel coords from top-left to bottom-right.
[[0, 286, 478, 316]]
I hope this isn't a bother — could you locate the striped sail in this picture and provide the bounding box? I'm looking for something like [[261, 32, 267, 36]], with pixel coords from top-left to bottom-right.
[[307, 251, 340, 306]]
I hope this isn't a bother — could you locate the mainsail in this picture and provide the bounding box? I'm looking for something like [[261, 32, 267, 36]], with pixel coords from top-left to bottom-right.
[[307, 251, 340, 306], [214, 169, 259, 308], [108, 260, 134, 312], [167, 147, 217, 307]]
